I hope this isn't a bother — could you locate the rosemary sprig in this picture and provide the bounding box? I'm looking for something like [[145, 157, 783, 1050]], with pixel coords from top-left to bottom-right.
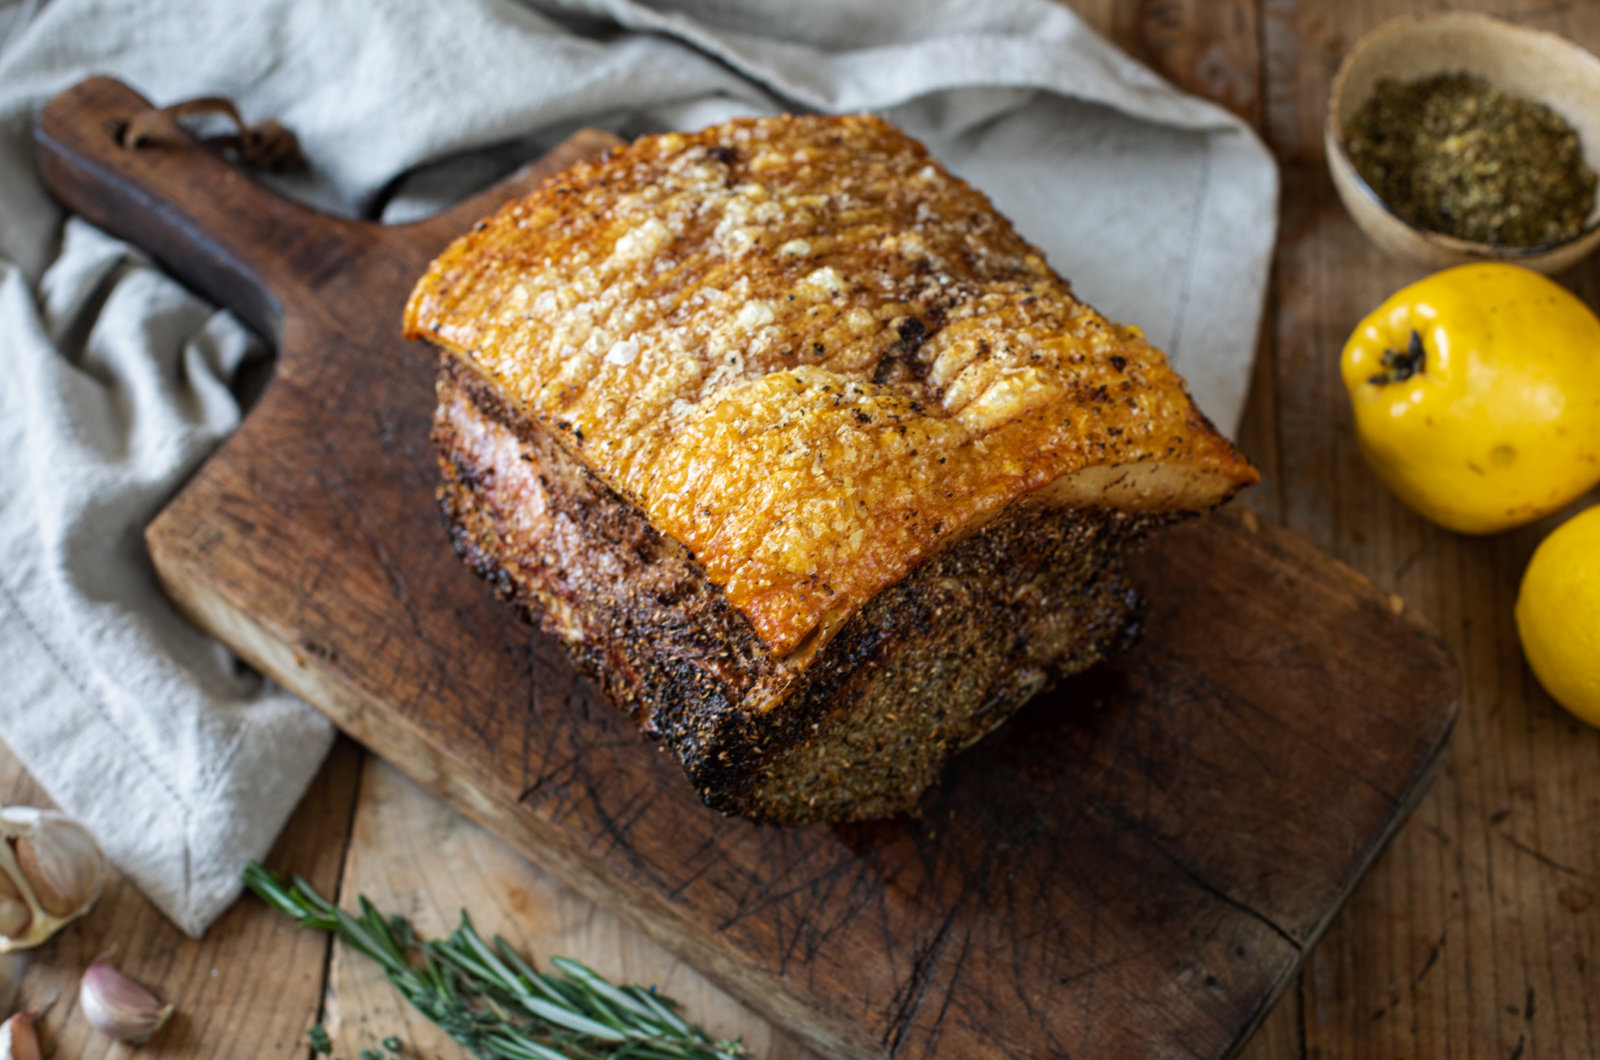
[[242, 862, 753, 1060]]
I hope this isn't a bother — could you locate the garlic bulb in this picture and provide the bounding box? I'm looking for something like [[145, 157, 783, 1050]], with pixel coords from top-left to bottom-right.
[[0, 807, 108, 951], [81, 963, 174, 1044], [0, 1010, 41, 1060]]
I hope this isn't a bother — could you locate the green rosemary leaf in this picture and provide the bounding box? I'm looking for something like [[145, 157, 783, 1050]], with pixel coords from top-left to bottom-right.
[[607, 1044, 690, 1060], [439, 921, 631, 1039], [517, 994, 630, 1041], [551, 957, 670, 1027], [242, 863, 315, 923], [438, 923, 510, 986], [478, 1030, 581, 1060], [493, 938, 563, 1004], [546, 962, 642, 1032], [541, 970, 608, 1015], [526, 966, 591, 1011], [388, 915, 415, 948], [308, 1023, 332, 1054], [626, 987, 693, 1037]]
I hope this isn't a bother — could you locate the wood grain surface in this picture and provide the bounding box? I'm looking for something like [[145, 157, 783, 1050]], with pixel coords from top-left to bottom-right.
[[1247, 2, 1600, 1058], [1112, 1, 1600, 1058], [5, 1, 1595, 1058], [28, 61, 1457, 1060]]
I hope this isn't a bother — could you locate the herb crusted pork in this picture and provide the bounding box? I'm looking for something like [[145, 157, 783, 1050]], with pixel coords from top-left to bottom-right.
[[405, 114, 1258, 825]]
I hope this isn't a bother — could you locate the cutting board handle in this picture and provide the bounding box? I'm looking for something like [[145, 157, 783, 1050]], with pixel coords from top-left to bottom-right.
[[35, 76, 364, 343]]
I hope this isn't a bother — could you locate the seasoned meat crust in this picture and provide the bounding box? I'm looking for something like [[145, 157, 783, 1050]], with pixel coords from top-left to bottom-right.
[[407, 114, 1257, 658], [436, 355, 1160, 823], [408, 114, 1257, 824]]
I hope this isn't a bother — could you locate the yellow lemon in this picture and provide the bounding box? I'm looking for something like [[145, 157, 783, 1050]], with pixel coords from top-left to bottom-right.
[[1341, 264, 1600, 534], [1515, 506, 1600, 728]]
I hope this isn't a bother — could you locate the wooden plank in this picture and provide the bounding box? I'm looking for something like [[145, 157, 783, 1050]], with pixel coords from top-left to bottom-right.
[[0, 735, 361, 1058], [34, 75, 1457, 1060], [325, 757, 818, 1059], [1066, 7, 1296, 1053], [1236, 985, 1303, 1060], [1260, 1, 1600, 1057]]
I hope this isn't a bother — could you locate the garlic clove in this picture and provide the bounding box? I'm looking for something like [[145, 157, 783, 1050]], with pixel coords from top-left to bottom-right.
[[0, 1010, 41, 1060], [80, 962, 174, 1044], [10, 811, 107, 918], [0, 873, 29, 941]]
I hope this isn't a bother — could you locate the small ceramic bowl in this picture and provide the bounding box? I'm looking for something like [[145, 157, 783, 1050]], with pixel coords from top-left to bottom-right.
[[1326, 13, 1600, 274]]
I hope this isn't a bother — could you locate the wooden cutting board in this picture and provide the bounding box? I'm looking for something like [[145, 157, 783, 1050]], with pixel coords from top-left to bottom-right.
[[37, 77, 1459, 1060]]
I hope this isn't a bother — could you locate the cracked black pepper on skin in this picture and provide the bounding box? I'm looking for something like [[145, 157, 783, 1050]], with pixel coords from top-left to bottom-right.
[[1344, 72, 1598, 247]]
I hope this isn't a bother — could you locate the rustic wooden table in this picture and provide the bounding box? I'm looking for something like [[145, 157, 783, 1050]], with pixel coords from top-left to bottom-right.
[[5, 0, 1597, 1056]]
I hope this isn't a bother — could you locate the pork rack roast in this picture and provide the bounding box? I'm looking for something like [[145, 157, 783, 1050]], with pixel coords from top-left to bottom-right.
[[404, 114, 1257, 826]]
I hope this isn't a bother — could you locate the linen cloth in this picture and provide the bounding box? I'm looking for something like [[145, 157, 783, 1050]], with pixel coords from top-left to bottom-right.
[[0, 0, 1277, 935]]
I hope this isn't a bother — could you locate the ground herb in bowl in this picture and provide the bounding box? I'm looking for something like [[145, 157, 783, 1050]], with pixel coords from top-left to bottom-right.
[[1344, 72, 1598, 247]]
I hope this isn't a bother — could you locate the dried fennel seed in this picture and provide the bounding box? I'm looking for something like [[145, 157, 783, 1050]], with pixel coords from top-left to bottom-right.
[[1344, 73, 1597, 246]]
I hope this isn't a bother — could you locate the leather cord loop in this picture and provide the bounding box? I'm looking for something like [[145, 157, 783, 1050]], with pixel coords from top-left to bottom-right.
[[120, 96, 304, 173]]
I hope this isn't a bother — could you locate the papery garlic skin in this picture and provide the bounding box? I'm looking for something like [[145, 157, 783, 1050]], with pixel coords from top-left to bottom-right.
[[81, 963, 174, 1044], [0, 807, 107, 951], [0, 872, 30, 941], [0, 1010, 42, 1060]]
